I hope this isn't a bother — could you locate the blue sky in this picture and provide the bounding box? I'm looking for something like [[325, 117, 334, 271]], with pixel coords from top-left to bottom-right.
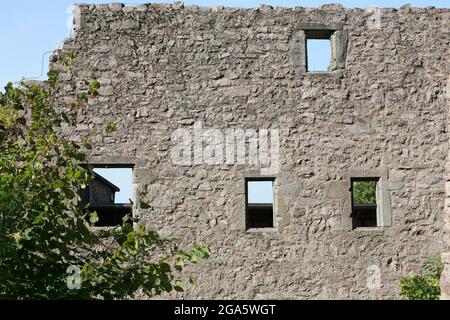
[[1, 0, 448, 89], [248, 181, 273, 203], [94, 168, 133, 203], [307, 39, 331, 71]]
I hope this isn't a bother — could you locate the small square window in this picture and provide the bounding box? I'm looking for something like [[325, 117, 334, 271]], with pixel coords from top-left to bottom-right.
[[351, 178, 378, 228], [245, 178, 274, 229], [80, 165, 133, 227], [305, 30, 333, 72]]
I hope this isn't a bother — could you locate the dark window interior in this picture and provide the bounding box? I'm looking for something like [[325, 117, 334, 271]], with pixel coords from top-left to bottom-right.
[[305, 29, 334, 40], [89, 204, 131, 227], [79, 165, 133, 227], [351, 178, 378, 228], [246, 178, 274, 229]]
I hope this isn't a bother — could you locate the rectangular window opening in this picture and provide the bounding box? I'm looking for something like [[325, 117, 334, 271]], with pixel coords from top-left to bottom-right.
[[351, 178, 379, 229], [80, 165, 134, 227], [245, 178, 274, 230], [306, 30, 333, 72]]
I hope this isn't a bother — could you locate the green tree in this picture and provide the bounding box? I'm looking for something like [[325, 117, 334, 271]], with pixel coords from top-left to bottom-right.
[[399, 255, 442, 300], [352, 181, 377, 204], [0, 69, 209, 299]]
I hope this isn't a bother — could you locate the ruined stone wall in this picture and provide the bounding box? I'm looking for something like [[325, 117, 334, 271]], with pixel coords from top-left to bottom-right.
[[441, 58, 450, 300], [51, 3, 450, 299]]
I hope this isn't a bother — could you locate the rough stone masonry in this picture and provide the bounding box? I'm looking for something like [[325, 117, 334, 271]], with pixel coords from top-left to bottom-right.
[[50, 3, 450, 299]]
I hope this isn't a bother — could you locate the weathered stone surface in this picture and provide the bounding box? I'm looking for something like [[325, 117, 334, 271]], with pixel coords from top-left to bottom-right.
[[330, 30, 348, 70], [443, 48, 450, 300], [441, 253, 450, 299], [51, 4, 450, 299]]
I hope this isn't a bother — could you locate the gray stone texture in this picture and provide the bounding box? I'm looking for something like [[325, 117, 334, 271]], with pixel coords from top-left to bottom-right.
[[50, 3, 450, 299], [443, 77, 450, 300]]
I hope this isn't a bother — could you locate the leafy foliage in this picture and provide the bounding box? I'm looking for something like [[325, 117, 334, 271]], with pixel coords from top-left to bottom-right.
[[104, 121, 117, 133], [352, 180, 377, 204], [0, 62, 209, 299], [399, 255, 443, 300]]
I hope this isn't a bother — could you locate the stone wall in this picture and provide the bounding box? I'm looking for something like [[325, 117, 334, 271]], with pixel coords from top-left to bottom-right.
[[442, 65, 450, 300], [51, 3, 450, 299]]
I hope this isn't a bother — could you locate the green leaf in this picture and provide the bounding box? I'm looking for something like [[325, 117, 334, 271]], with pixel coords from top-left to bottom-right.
[[33, 213, 43, 225], [88, 80, 101, 97], [82, 139, 93, 150], [104, 121, 116, 133], [77, 93, 88, 103], [189, 276, 196, 287], [89, 212, 99, 225], [175, 256, 184, 271], [174, 280, 184, 292], [47, 70, 58, 87]]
